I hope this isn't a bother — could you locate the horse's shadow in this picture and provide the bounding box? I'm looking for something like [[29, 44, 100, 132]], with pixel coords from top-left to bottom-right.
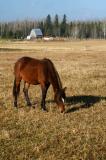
[[65, 95, 106, 113]]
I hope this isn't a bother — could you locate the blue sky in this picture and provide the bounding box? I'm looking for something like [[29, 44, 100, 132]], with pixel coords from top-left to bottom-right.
[[0, 0, 106, 22]]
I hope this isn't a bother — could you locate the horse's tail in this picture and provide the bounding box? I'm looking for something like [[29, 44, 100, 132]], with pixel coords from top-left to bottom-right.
[[13, 77, 20, 97]]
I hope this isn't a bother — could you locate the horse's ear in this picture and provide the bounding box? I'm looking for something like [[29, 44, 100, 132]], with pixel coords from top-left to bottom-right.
[[63, 87, 67, 91]]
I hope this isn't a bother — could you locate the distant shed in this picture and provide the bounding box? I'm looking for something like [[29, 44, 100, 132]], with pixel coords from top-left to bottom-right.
[[30, 28, 43, 39]]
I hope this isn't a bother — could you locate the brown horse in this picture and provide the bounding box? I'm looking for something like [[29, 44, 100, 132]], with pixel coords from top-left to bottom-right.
[[13, 57, 66, 113]]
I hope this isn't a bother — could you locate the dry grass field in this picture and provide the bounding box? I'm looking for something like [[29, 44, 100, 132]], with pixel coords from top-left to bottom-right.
[[0, 39, 106, 160]]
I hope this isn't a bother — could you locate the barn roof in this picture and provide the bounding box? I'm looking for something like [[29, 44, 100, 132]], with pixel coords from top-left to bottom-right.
[[30, 28, 43, 36]]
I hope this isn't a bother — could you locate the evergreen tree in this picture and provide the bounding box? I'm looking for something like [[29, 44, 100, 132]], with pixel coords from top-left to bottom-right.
[[53, 14, 60, 37], [38, 21, 44, 35], [60, 14, 67, 37], [44, 14, 53, 36]]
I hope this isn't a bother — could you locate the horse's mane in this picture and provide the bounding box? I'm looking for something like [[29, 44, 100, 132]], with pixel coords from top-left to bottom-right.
[[43, 58, 62, 89]]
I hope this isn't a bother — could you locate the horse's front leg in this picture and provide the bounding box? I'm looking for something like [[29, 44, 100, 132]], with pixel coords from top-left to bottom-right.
[[13, 77, 21, 108], [23, 82, 31, 106], [41, 83, 50, 111]]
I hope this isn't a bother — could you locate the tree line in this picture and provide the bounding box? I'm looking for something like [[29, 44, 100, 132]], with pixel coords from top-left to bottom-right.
[[0, 14, 106, 39]]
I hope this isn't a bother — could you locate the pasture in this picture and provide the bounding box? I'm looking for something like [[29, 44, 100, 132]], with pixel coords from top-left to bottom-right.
[[0, 40, 106, 160]]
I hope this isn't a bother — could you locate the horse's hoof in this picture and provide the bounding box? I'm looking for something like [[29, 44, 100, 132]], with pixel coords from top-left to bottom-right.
[[14, 102, 17, 108], [14, 106, 17, 108], [60, 109, 65, 113], [27, 103, 32, 107], [41, 108, 48, 112], [13, 107, 18, 111]]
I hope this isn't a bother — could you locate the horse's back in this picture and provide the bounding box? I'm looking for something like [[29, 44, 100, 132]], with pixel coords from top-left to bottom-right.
[[14, 57, 40, 72], [14, 57, 50, 84], [14, 57, 53, 72]]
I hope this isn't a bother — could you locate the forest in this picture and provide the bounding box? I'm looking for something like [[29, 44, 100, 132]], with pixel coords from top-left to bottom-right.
[[0, 14, 106, 39]]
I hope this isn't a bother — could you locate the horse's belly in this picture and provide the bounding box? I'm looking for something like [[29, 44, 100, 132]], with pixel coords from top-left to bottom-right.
[[25, 77, 39, 85], [21, 73, 39, 85], [26, 79, 39, 85]]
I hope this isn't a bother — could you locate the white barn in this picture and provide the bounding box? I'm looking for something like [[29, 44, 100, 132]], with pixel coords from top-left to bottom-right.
[[27, 28, 43, 40], [30, 28, 43, 39]]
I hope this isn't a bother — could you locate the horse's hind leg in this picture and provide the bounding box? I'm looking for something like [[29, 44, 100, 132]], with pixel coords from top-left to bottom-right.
[[23, 82, 31, 106]]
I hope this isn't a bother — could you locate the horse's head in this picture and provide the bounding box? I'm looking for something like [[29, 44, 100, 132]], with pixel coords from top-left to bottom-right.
[[54, 87, 67, 113]]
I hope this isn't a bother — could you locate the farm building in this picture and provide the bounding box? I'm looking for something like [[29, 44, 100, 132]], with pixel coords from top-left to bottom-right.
[[27, 28, 43, 39]]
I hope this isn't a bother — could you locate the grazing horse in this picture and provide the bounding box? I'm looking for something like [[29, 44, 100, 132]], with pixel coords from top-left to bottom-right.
[[13, 57, 66, 113]]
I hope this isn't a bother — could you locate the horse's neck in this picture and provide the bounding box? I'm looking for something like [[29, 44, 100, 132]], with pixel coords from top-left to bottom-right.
[[52, 81, 60, 93], [47, 59, 62, 92]]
